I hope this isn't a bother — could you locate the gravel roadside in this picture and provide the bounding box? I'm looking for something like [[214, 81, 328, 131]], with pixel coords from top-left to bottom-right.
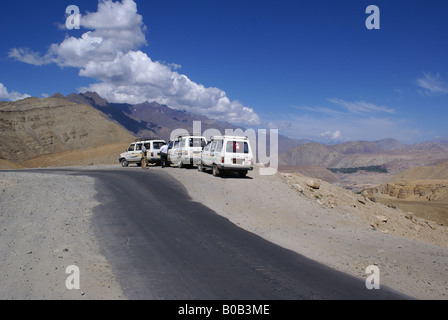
[[0, 170, 124, 300]]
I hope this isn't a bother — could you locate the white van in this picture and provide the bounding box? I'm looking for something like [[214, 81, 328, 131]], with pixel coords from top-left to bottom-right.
[[168, 134, 207, 168], [198, 136, 254, 177], [119, 139, 167, 167]]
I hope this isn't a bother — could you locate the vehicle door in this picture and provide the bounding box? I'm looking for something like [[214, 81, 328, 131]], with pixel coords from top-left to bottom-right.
[[178, 138, 186, 162], [124, 143, 140, 162], [168, 140, 179, 164], [201, 141, 212, 166], [151, 141, 164, 161], [144, 142, 151, 160], [135, 143, 144, 161], [209, 141, 219, 164], [190, 137, 206, 160]]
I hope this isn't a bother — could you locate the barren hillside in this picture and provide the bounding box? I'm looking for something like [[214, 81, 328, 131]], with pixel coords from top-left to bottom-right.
[[0, 97, 135, 167], [364, 162, 448, 225], [389, 161, 448, 181]]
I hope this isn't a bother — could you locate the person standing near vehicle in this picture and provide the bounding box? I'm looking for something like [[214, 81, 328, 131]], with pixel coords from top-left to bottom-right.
[[160, 142, 169, 168], [141, 143, 147, 169]]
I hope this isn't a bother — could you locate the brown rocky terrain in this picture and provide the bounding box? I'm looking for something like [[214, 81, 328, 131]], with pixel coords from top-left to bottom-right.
[[0, 97, 135, 168], [278, 165, 341, 184], [363, 162, 448, 225]]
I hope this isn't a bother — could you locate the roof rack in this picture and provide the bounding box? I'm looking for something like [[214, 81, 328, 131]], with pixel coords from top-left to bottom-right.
[[135, 137, 164, 142], [210, 135, 249, 141], [172, 133, 204, 140]]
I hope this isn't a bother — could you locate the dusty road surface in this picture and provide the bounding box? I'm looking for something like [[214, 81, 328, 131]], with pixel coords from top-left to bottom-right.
[[0, 169, 124, 300], [1, 165, 447, 299]]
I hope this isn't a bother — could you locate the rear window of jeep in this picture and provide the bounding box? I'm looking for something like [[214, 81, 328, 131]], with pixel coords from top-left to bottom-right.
[[226, 141, 249, 154]]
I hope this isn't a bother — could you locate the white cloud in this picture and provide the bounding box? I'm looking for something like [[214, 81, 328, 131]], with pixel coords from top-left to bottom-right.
[[328, 98, 395, 114], [0, 83, 31, 101], [265, 113, 420, 144], [265, 97, 417, 143], [321, 130, 343, 142], [8, 0, 260, 126], [416, 72, 448, 96]]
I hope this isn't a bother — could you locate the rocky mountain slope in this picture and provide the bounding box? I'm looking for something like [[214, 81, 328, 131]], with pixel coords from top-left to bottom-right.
[[0, 97, 135, 165]]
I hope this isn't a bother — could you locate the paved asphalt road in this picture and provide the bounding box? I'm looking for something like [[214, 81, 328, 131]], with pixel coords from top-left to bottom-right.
[[67, 168, 408, 300]]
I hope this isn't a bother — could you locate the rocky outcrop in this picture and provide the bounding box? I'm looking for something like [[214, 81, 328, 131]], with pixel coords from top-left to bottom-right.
[[364, 181, 448, 201], [363, 162, 448, 201]]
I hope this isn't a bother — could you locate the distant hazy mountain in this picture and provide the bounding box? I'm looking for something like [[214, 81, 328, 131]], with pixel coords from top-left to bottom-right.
[[280, 137, 448, 171], [60, 92, 307, 154]]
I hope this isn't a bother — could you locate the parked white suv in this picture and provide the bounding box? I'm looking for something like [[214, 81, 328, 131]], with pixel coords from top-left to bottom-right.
[[168, 134, 207, 168], [198, 136, 254, 177], [119, 139, 167, 167]]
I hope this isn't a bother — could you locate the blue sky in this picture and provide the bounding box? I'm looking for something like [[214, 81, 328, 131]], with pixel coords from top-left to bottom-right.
[[1, 0, 448, 144]]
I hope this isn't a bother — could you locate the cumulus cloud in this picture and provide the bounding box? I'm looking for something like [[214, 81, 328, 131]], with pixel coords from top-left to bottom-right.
[[8, 0, 260, 125], [0, 83, 31, 101]]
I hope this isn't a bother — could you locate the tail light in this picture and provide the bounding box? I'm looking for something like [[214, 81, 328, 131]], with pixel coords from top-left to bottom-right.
[[221, 157, 225, 164]]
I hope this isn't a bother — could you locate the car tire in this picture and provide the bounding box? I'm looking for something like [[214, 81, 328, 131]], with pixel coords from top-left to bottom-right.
[[239, 171, 248, 178], [198, 162, 205, 172], [178, 158, 183, 168], [121, 160, 129, 167], [213, 164, 220, 177]]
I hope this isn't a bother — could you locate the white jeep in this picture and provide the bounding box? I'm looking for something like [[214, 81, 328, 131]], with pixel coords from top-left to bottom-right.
[[119, 139, 167, 167], [198, 136, 254, 177], [168, 134, 207, 168]]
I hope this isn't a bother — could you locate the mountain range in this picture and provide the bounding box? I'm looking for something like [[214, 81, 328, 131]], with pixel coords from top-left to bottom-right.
[[53, 91, 307, 154], [2, 92, 448, 172], [280, 137, 448, 172]]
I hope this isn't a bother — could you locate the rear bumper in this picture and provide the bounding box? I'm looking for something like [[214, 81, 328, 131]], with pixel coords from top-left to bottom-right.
[[217, 164, 253, 172], [181, 155, 201, 165]]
